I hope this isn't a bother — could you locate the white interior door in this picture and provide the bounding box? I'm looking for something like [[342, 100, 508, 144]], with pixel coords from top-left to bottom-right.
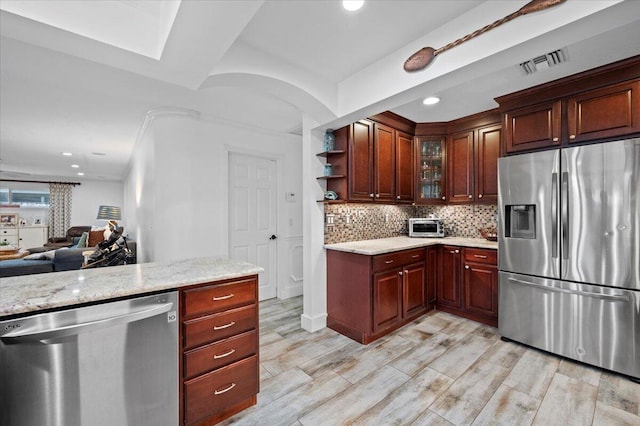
[[229, 153, 278, 300]]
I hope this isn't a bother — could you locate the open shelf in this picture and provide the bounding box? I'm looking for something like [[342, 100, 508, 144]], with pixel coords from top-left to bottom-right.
[[316, 150, 345, 158], [316, 175, 345, 180]]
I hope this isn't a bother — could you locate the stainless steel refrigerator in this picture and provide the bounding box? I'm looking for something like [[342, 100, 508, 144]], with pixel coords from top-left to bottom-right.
[[498, 137, 639, 380]]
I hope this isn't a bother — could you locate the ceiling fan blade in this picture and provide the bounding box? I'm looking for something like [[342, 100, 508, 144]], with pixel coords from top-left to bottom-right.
[[403, 0, 566, 73]]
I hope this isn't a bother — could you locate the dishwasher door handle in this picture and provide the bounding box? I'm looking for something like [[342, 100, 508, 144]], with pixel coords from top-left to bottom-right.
[[1, 302, 174, 343]]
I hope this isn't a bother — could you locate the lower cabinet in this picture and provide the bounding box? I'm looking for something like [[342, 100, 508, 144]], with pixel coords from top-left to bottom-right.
[[436, 246, 498, 327], [180, 276, 259, 425], [327, 248, 432, 344]]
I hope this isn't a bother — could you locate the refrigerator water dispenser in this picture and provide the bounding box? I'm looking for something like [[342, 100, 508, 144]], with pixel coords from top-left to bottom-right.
[[505, 205, 536, 239]]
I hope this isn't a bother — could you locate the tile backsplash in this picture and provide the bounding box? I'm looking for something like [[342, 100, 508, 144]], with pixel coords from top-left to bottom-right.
[[324, 203, 497, 244]]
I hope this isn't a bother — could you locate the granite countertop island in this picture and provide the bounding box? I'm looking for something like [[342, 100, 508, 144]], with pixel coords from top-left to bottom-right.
[[324, 236, 498, 255], [0, 257, 263, 318]]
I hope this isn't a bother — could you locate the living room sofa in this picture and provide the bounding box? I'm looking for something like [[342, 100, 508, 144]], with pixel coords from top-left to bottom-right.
[[0, 239, 136, 278]]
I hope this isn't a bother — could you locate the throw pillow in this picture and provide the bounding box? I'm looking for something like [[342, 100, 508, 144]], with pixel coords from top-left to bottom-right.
[[23, 248, 62, 260], [88, 230, 105, 247], [76, 232, 89, 248]]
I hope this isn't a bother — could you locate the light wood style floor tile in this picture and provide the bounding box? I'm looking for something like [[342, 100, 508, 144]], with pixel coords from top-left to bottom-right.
[[592, 401, 640, 426], [471, 384, 540, 426], [557, 359, 601, 387], [299, 365, 411, 425], [352, 366, 454, 425], [430, 359, 511, 425], [502, 349, 559, 399], [427, 334, 495, 379], [222, 296, 640, 426], [532, 373, 598, 426], [411, 410, 456, 426], [597, 372, 640, 416]]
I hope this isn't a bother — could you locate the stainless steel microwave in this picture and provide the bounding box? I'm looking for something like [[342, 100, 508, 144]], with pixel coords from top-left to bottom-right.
[[408, 218, 444, 238]]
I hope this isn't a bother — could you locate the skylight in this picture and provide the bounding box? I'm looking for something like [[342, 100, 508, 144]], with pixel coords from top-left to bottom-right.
[[0, 0, 181, 60]]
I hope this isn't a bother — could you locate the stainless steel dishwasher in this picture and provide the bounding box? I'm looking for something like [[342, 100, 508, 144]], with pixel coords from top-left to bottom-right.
[[0, 291, 179, 426]]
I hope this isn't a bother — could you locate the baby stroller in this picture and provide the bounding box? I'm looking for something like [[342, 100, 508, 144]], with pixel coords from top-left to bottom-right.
[[82, 228, 135, 269]]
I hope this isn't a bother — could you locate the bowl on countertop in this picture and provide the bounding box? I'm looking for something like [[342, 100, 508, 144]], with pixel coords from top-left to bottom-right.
[[478, 227, 498, 241]]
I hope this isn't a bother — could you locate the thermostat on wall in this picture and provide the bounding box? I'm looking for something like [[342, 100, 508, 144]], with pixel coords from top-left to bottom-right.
[[285, 192, 296, 202]]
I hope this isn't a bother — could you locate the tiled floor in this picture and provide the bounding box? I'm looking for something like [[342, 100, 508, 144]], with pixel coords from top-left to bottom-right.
[[222, 296, 640, 426]]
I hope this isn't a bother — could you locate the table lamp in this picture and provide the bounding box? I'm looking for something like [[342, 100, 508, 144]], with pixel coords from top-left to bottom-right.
[[96, 205, 121, 231]]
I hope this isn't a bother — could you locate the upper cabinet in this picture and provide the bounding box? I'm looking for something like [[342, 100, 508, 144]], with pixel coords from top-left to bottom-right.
[[415, 137, 445, 204], [372, 122, 396, 202], [447, 130, 474, 203], [567, 80, 640, 144], [395, 131, 415, 203], [475, 124, 501, 204], [498, 56, 640, 154], [348, 119, 375, 201]]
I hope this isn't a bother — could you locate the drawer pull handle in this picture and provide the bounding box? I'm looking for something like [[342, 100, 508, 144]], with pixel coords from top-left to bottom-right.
[[213, 348, 236, 359], [212, 294, 235, 301], [213, 321, 236, 331], [411, 255, 420, 258], [385, 260, 394, 264], [214, 383, 236, 395], [473, 255, 487, 259]]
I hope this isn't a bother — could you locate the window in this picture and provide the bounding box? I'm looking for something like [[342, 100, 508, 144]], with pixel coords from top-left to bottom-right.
[[0, 189, 50, 207]]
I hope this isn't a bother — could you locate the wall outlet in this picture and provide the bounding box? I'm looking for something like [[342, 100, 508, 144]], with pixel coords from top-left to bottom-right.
[[325, 214, 335, 225], [345, 214, 351, 224], [385, 213, 389, 223]]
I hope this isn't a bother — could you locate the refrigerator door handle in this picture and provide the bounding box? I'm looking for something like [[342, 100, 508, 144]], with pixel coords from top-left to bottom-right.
[[561, 172, 569, 260], [551, 172, 558, 259], [507, 278, 630, 302]]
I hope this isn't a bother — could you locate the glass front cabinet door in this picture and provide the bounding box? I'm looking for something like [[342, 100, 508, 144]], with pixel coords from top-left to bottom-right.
[[416, 137, 446, 204]]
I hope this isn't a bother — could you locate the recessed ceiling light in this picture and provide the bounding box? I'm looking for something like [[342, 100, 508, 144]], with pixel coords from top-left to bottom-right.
[[77, 172, 85, 176], [71, 164, 79, 168], [62, 152, 73, 156], [422, 96, 441, 105], [343, 1, 364, 12]]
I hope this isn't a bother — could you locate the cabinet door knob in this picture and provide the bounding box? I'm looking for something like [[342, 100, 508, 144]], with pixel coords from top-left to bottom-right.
[[376, 193, 380, 198], [396, 196, 401, 199], [478, 194, 483, 199], [455, 250, 460, 253], [553, 137, 559, 142], [369, 193, 374, 198], [442, 196, 446, 200], [398, 271, 403, 276], [465, 265, 470, 269], [468, 195, 473, 199], [569, 134, 576, 139]]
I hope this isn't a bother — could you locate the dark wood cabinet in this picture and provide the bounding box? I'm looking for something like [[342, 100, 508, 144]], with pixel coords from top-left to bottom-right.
[[447, 131, 474, 203], [425, 246, 438, 307], [567, 80, 640, 144], [348, 120, 375, 201], [436, 245, 462, 309], [475, 124, 501, 204], [504, 100, 561, 153], [180, 276, 259, 425], [395, 131, 415, 202], [327, 248, 429, 344], [373, 122, 396, 202], [499, 58, 640, 154], [373, 269, 402, 333], [436, 246, 498, 327]]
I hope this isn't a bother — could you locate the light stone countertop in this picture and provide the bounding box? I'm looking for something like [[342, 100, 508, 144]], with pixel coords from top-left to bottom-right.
[[324, 236, 498, 255], [0, 257, 263, 318]]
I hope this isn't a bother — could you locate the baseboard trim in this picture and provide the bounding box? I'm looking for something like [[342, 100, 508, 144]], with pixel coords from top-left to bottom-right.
[[301, 312, 327, 332]]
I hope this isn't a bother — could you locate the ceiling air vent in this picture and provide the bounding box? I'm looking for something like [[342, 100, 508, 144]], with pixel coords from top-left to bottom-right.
[[519, 48, 568, 75]]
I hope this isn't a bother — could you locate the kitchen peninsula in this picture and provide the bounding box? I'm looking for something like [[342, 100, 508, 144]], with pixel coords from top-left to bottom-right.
[[326, 236, 498, 344], [0, 257, 263, 426]]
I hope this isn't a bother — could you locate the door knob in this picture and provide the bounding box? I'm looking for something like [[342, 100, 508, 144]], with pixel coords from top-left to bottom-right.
[[269, 235, 277, 240]]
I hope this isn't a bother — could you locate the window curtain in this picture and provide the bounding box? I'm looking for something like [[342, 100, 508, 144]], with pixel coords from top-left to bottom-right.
[[49, 183, 73, 239]]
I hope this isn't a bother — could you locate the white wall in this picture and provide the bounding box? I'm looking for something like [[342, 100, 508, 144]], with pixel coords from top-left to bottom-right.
[[124, 112, 304, 299], [71, 180, 124, 227]]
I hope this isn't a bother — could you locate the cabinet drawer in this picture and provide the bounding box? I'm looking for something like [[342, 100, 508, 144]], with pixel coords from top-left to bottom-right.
[[0, 228, 18, 236], [463, 248, 497, 265], [373, 249, 424, 272], [183, 277, 257, 318], [183, 304, 257, 350], [184, 355, 259, 425], [184, 330, 257, 380]]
